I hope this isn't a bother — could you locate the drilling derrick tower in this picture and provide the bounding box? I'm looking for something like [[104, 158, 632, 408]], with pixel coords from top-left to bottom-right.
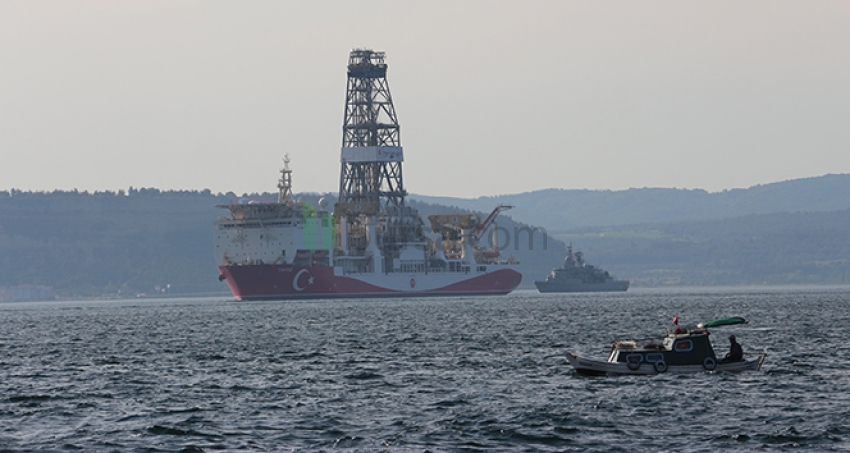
[[338, 49, 405, 209], [335, 49, 425, 270]]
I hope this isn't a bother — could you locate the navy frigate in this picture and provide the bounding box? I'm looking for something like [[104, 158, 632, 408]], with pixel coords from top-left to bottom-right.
[[534, 245, 629, 293]]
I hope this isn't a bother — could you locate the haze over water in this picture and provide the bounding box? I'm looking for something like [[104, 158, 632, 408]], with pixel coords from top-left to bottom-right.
[[2, 287, 849, 452]]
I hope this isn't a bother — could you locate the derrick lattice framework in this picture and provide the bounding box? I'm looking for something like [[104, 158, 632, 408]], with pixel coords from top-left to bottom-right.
[[338, 49, 405, 209]]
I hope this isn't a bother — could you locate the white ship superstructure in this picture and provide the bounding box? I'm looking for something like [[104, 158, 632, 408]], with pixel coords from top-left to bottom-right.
[[214, 50, 521, 300]]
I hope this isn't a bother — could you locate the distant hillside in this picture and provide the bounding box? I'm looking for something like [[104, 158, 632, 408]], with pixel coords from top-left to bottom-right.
[[3, 176, 849, 298], [555, 209, 850, 286], [0, 189, 227, 298], [0, 190, 563, 297], [411, 174, 850, 230]]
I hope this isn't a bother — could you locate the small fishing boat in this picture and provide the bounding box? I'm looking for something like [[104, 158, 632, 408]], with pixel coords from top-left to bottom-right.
[[567, 317, 766, 376]]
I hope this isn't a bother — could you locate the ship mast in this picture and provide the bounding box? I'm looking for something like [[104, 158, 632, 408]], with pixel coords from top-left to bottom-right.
[[277, 154, 294, 204], [338, 49, 405, 209]]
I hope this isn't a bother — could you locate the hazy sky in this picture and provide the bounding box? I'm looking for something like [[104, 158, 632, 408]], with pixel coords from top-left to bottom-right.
[[1, 1, 848, 198]]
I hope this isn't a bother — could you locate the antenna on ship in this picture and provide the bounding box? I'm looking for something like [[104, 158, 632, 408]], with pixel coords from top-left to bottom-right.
[[278, 154, 294, 204], [337, 49, 405, 210]]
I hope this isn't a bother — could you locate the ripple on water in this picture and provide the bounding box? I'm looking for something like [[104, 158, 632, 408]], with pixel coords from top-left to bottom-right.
[[1, 289, 850, 451]]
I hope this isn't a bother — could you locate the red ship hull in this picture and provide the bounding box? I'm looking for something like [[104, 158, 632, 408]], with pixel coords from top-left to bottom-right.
[[218, 264, 522, 300]]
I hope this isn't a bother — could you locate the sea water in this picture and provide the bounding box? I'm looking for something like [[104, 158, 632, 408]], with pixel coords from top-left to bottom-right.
[[1, 287, 849, 452]]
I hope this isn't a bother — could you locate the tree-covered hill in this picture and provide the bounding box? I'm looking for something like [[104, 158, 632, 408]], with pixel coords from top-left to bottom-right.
[[3, 174, 850, 299], [412, 173, 850, 229], [0, 189, 564, 298], [556, 210, 850, 286], [0, 189, 227, 297]]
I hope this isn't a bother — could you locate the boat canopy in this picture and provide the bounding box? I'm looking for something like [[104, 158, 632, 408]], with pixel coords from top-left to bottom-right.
[[698, 317, 748, 328]]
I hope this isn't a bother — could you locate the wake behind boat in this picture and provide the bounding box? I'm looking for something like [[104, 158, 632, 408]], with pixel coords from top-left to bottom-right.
[[568, 316, 766, 376]]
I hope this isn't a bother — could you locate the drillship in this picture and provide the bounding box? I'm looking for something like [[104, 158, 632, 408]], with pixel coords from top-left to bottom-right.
[[534, 245, 629, 293], [214, 49, 522, 300]]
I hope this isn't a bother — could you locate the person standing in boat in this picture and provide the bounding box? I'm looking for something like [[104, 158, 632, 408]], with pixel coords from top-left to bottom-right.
[[673, 316, 684, 334], [722, 334, 744, 362]]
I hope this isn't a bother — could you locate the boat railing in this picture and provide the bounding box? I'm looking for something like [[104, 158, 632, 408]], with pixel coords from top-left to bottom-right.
[[612, 335, 677, 351], [743, 350, 768, 360], [613, 336, 663, 347]]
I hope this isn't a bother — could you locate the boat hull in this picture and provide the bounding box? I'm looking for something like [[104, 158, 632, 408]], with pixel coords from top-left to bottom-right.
[[218, 264, 523, 300], [567, 352, 766, 376]]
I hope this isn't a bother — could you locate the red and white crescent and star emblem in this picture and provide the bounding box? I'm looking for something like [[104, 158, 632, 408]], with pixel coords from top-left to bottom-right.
[[292, 269, 314, 291]]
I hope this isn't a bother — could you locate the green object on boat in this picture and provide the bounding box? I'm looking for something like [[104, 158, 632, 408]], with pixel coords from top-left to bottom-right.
[[701, 317, 748, 328]]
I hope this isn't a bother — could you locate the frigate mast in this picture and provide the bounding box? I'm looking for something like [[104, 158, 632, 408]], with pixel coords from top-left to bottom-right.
[[337, 49, 405, 209]]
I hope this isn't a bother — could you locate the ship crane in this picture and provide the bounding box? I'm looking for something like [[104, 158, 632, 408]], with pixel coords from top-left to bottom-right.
[[428, 204, 513, 246], [472, 204, 513, 245]]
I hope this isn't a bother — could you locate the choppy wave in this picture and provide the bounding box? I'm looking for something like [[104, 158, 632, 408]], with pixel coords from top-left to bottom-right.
[[2, 287, 850, 451]]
